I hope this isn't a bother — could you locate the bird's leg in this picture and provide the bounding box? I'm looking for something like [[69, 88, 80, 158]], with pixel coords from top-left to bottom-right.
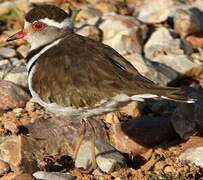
[[86, 119, 97, 170], [72, 118, 98, 173], [72, 119, 86, 161]]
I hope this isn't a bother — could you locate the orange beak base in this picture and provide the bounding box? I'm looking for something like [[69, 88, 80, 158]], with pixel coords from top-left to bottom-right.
[[6, 31, 26, 42]]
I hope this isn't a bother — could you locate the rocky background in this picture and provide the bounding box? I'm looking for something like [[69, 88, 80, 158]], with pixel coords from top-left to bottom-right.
[[0, 0, 203, 179]]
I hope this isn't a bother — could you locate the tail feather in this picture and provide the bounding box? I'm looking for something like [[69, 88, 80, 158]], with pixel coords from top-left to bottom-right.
[[150, 86, 196, 103]]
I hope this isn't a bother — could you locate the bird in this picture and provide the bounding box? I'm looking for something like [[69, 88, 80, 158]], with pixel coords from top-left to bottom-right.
[[7, 4, 195, 172]]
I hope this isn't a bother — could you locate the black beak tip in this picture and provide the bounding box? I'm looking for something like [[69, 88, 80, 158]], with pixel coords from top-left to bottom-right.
[[6, 36, 15, 42]]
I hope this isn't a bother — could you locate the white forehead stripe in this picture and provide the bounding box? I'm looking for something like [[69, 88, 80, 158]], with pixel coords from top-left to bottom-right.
[[40, 17, 73, 29]]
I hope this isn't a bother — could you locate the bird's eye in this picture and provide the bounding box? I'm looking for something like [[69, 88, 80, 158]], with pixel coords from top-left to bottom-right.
[[32, 22, 45, 31]]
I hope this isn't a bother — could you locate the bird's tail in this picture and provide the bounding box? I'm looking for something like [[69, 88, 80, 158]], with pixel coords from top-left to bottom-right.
[[149, 85, 195, 103]]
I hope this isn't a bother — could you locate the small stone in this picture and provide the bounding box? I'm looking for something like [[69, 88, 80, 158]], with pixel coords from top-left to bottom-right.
[[154, 161, 167, 172], [109, 116, 177, 155], [101, 101, 141, 124], [174, 9, 203, 38], [119, 101, 141, 118], [0, 47, 16, 58], [0, 2, 15, 16], [28, 0, 56, 4], [93, 0, 117, 13], [124, 53, 175, 85], [17, 45, 30, 58], [0, 66, 28, 87], [0, 59, 10, 66], [101, 112, 120, 124], [10, 58, 25, 67], [76, 25, 102, 41], [179, 147, 203, 169], [0, 80, 30, 110], [186, 35, 203, 48], [75, 7, 102, 22], [163, 166, 176, 173], [192, 0, 203, 12], [99, 13, 147, 54], [137, 0, 173, 24], [0, 135, 39, 173], [149, 54, 196, 75], [0, 172, 19, 180], [0, 160, 10, 176], [182, 136, 203, 151], [13, 173, 36, 180], [75, 139, 126, 173], [144, 27, 183, 59], [13, 108, 24, 117], [3, 121, 19, 134], [14, 0, 30, 12], [33, 171, 74, 180]]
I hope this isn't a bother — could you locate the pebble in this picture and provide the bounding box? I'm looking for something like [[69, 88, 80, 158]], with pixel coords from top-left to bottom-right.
[[0, 80, 30, 110], [174, 9, 203, 38], [124, 53, 175, 85], [28, 0, 56, 4], [75, 7, 102, 22], [137, 0, 173, 24], [101, 101, 141, 124], [144, 27, 183, 59], [0, 135, 38, 173], [0, 47, 16, 58], [10, 58, 25, 67], [76, 25, 102, 42], [17, 45, 30, 58], [179, 147, 203, 169], [154, 161, 167, 172], [33, 171, 74, 180], [182, 136, 203, 151], [0, 172, 19, 180], [186, 35, 203, 48], [0, 66, 28, 87], [192, 0, 203, 12], [150, 54, 196, 75], [75, 137, 127, 173], [0, 1, 15, 16], [0, 160, 10, 176], [93, 0, 117, 13], [3, 121, 19, 134], [13, 173, 37, 180], [14, 0, 30, 12], [99, 13, 146, 54], [0, 59, 10, 66]]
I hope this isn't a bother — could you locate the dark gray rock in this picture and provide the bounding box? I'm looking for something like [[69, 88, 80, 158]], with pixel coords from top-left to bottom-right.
[[172, 98, 203, 139]]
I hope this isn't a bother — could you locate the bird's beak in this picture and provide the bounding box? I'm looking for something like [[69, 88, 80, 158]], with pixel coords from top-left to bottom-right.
[[6, 31, 27, 42]]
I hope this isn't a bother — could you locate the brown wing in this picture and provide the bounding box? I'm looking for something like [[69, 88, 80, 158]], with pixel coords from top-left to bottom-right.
[[31, 33, 189, 108]]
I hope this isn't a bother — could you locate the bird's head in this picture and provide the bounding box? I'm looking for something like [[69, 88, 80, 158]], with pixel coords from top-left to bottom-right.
[[7, 5, 73, 50]]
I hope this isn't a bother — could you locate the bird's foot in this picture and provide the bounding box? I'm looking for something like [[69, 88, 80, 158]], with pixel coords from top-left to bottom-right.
[[73, 118, 97, 173]]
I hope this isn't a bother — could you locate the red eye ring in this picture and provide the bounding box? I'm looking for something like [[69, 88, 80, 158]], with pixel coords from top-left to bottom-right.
[[32, 22, 45, 31]]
